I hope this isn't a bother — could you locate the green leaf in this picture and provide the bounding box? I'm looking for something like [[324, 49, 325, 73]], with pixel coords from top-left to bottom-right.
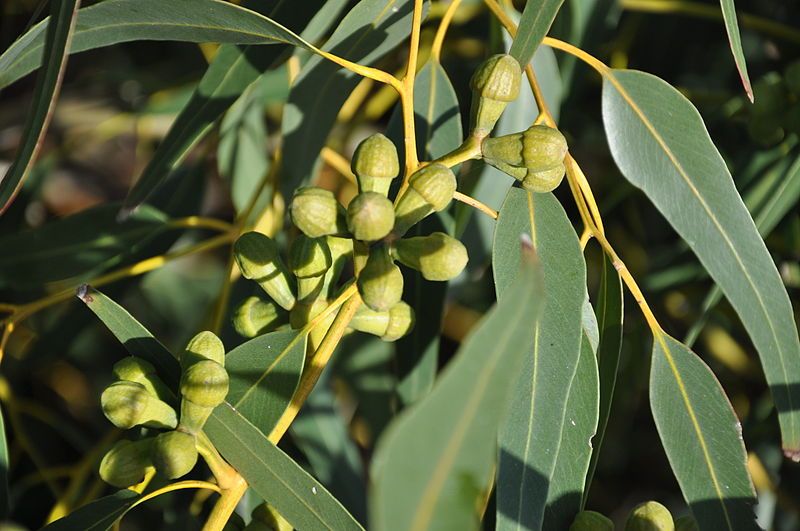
[[42, 490, 140, 531], [508, 0, 565, 68], [205, 406, 364, 531], [650, 333, 758, 529], [0, 0, 79, 214], [225, 329, 307, 434], [280, 0, 427, 197], [0, 405, 8, 519], [543, 332, 599, 529], [602, 68, 800, 456], [412, 61, 463, 161], [369, 238, 544, 531], [492, 189, 586, 531], [719, 0, 753, 101], [0, 203, 167, 289]]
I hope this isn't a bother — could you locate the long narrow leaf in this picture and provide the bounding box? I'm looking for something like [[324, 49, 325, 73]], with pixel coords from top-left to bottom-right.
[[719, 0, 753, 101], [508, 0, 565, 68], [42, 491, 140, 531]]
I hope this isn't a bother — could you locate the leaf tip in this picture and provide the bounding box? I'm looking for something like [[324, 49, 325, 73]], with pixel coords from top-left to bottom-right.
[[76, 284, 94, 303]]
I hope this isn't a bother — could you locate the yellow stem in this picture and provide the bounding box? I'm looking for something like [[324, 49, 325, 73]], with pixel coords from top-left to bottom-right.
[[321, 147, 357, 183], [315, 48, 403, 92], [433, 135, 482, 168], [542, 36, 609, 75], [166, 216, 234, 233], [399, 0, 426, 180], [431, 0, 463, 62], [453, 191, 498, 219], [202, 475, 247, 531]]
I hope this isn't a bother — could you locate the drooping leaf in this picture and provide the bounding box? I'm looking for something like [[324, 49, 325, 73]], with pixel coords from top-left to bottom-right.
[[280, 0, 427, 198], [508, 0, 566, 68], [225, 329, 307, 434], [602, 68, 800, 456], [719, 0, 753, 101], [0, 0, 79, 214], [0, 405, 8, 519], [492, 189, 586, 531], [650, 333, 758, 529], [42, 490, 140, 531], [205, 406, 364, 531], [369, 239, 544, 531]]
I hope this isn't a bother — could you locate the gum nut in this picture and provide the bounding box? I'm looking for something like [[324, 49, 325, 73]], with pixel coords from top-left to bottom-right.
[[392, 232, 468, 281], [352, 134, 399, 181], [180, 360, 229, 408], [99, 439, 153, 488], [152, 430, 198, 479], [182, 330, 225, 368], [101, 381, 177, 430], [347, 192, 395, 241], [290, 187, 346, 238], [470, 54, 522, 102]]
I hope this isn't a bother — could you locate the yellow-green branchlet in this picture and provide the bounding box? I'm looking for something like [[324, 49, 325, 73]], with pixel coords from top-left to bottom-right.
[[626, 501, 674, 531], [469, 54, 522, 137], [290, 187, 347, 238], [347, 192, 395, 241], [481, 125, 568, 192], [357, 245, 404, 312], [181, 331, 225, 369], [112, 357, 171, 402], [569, 511, 614, 531], [99, 439, 154, 488], [290, 236, 333, 301], [179, 359, 229, 434], [234, 232, 296, 311], [101, 381, 177, 430], [350, 301, 415, 341], [393, 163, 456, 236], [391, 232, 468, 281], [232, 296, 287, 338], [352, 133, 400, 195], [152, 430, 198, 480]]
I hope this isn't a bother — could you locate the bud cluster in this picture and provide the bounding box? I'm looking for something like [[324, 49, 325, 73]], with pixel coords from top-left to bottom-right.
[[98, 331, 230, 487]]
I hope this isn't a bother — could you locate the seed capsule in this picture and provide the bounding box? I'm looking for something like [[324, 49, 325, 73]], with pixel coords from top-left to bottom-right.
[[469, 54, 522, 137], [351, 301, 415, 341], [674, 516, 699, 531], [232, 296, 287, 338], [391, 232, 468, 281], [393, 164, 456, 236], [347, 192, 395, 242], [101, 381, 177, 430], [352, 133, 400, 195], [290, 187, 348, 238], [569, 511, 614, 531], [152, 430, 198, 480], [481, 124, 568, 173], [625, 501, 674, 531], [181, 330, 226, 369], [357, 245, 404, 312], [112, 357, 172, 402], [99, 439, 154, 488], [234, 232, 296, 311]]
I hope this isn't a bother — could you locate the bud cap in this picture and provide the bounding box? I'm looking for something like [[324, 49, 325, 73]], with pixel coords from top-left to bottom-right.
[[347, 192, 395, 242], [392, 232, 468, 281], [625, 501, 674, 531], [471, 54, 522, 103], [290, 236, 332, 278], [290, 187, 347, 238], [182, 330, 225, 369], [180, 359, 229, 408], [352, 134, 399, 195], [101, 381, 177, 430], [233, 233, 296, 310]]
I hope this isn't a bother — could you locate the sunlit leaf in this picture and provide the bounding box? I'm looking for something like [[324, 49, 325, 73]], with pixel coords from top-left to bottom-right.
[[509, 0, 565, 68]]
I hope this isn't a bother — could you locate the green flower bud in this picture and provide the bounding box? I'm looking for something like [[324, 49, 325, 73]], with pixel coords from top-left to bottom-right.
[[674, 516, 699, 531], [112, 357, 172, 402], [180, 360, 229, 408], [320, 236, 354, 298], [625, 501, 674, 531], [521, 162, 566, 193], [482, 124, 568, 174], [391, 232, 468, 281], [352, 133, 400, 195], [99, 439, 154, 488], [182, 330, 226, 369], [290, 236, 333, 301], [101, 381, 177, 430], [290, 187, 347, 238], [152, 430, 198, 480], [393, 164, 456, 236], [347, 192, 395, 242], [469, 54, 522, 137], [350, 301, 415, 341], [232, 296, 287, 338], [249, 503, 293, 531], [234, 232, 297, 311], [357, 245, 404, 312], [569, 511, 614, 531]]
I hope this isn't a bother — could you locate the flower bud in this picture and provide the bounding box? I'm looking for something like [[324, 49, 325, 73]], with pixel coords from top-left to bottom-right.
[[469, 54, 521, 137], [625, 501, 674, 531], [232, 296, 287, 338], [350, 300, 415, 341], [234, 232, 296, 311], [249, 503, 293, 531], [391, 232, 468, 281], [674, 516, 699, 531], [101, 381, 177, 430], [482, 124, 567, 174], [152, 430, 198, 480], [99, 439, 154, 488], [393, 164, 456, 236], [112, 357, 172, 402], [290, 236, 333, 301], [357, 245, 403, 312], [290, 187, 347, 238], [522, 162, 566, 193], [569, 511, 614, 531], [320, 236, 354, 299], [352, 133, 400, 195], [347, 192, 395, 242], [180, 360, 229, 408], [182, 330, 226, 369]]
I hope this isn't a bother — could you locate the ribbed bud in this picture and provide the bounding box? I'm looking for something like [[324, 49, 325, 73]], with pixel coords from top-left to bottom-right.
[[391, 232, 468, 281], [152, 431, 198, 480], [347, 192, 395, 241], [569, 511, 614, 531], [522, 162, 566, 193], [249, 503, 293, 531], [234, 232, 296, 311], [112, 357, 171, 402], [352, 133, 399, 195], [469, 54, 522, 137], [674, 516, 699, 531], [180, 360, 229, 408], [181, 330, 226, 369], [320, 236, 354, 299], [393, 164, 456, 236], [101, 381, 177, 430], [357, 246, 404, 311], [384, 301, 415, 341], [99, 439, 153, 488], [290, 236, 332, 279], [232, 296, 287, 338], [482, 125, 567, 173], [350, 300, 414, 341], [290, 187, 347, 238], [625, 501, 674, 531]]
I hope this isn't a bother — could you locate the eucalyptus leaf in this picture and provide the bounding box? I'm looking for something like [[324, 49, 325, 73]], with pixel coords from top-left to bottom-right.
[[719, 0, 752, 101], [602, 68, 800, 456], [42, 490, 140, 531], [0, 406, 8, 519], [509, 0, 565, 68]]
